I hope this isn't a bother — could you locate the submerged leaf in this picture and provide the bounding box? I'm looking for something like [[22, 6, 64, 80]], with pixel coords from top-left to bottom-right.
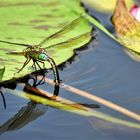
[[112, 0, 140, 54], [0, 0, 92, 83], [9, 88, 140, 129]]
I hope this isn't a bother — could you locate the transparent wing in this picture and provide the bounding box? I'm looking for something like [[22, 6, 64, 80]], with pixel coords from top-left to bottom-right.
[[42, 32, 92, 50], [0, 16, 82, 49], [0, 40, 32, 47], [6, 51, 24, 56], [38, 16, 82, 46]]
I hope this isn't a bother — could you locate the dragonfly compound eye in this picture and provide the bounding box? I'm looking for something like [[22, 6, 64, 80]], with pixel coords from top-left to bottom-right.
[[38, 53, 48, 61]]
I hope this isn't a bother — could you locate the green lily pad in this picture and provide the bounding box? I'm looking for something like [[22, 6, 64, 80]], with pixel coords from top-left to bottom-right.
[[0, 0, 92, 83]]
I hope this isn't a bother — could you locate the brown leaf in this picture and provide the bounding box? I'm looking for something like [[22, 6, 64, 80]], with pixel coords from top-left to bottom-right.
[[112, 0, 140, 53], [112, 0, 139, 36]]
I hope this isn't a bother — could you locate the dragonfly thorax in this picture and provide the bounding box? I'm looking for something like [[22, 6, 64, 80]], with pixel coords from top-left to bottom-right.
[[24, 46, 49, 61], [38, 52, 48, 61]]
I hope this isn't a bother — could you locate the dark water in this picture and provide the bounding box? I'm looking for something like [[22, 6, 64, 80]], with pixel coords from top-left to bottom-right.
[[1, 4, 140, 140]]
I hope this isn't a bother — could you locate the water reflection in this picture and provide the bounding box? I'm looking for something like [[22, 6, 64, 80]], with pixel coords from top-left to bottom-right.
[[88, 117, 140, 138], [0, 90, 6, 109], [0, 101, 47, 135], [0, 71, 100, 135], [0, 71, 57, 134], [1, 70, 60, 100]]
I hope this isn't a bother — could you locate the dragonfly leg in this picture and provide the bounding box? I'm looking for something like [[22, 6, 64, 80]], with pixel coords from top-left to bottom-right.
[[31, 71, 45, 87], [36, 75, 45, 86], [32, 60, 45, 71], [32, 59, 37, 71], [37, 60, 46, 69], [16, 58, 31, 74], [35, 61, 42, 70]]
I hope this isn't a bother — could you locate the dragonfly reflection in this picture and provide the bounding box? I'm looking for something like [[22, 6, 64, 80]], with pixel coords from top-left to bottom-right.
[[0, 90, 6, 109]]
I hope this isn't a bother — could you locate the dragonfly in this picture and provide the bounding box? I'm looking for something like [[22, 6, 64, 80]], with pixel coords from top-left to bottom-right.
[[0, 17, 82, 98]]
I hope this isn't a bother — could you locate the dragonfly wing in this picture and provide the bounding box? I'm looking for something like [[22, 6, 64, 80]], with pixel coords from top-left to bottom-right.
[[0, 40, 32, 47], [6, 51, 24, 56], [39, 16, 82, 46], [42, 32, 92, 49]]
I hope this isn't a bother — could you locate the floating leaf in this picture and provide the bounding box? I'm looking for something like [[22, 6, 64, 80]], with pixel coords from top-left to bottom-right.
[[8, 88, 140, 129], [81, 0, 134, 13], [0, 0, 92, 83], [112, 0, 140, 54]]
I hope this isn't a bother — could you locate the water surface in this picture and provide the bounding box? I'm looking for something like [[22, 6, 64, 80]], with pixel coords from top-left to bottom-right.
[[0, 4, 140, 140]]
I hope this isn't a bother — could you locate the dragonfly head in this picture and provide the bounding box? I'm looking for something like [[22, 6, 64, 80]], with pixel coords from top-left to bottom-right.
[[38, 52, 48, 61]]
